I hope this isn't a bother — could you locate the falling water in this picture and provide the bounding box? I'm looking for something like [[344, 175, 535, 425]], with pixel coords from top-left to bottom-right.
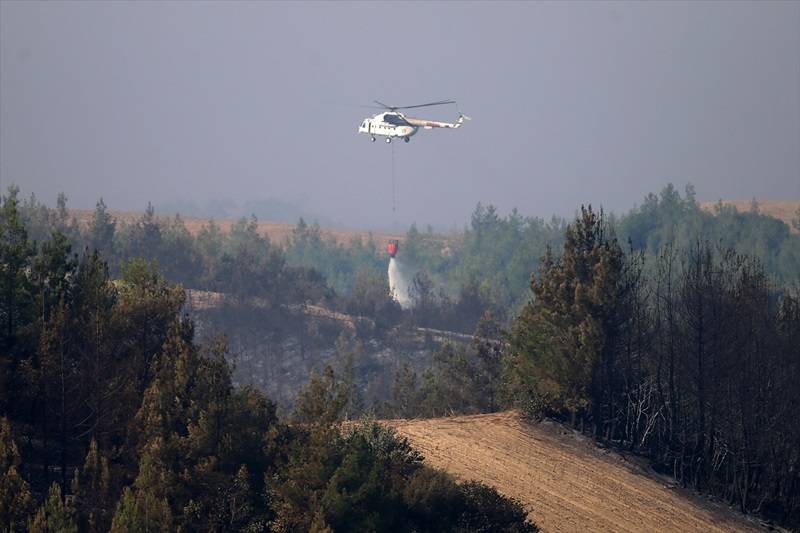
[[388, 257, 412, 309]]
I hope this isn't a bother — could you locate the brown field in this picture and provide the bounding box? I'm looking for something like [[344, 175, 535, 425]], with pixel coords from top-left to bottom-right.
[[699, 200, 799, 233], [68, 209, 408, 248], [70, 199, 798, 252], [386, 412, 766, 533]]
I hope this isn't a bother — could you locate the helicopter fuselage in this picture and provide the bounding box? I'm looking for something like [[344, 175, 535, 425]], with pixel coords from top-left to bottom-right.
[[358, 112, 418, 142], [358, 110, 469, 142], [358, 100, 469, 142]]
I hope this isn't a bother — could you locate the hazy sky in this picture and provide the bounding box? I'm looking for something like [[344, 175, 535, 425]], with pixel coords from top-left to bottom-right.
[[2, 1, 798, 229]]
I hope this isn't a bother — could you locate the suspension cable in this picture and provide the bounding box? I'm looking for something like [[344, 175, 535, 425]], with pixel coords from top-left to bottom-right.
[[391, 141, 396, 214]]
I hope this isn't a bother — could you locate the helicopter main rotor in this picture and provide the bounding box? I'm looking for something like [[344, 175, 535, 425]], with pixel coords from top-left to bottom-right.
[[370, 99, 456, 112]]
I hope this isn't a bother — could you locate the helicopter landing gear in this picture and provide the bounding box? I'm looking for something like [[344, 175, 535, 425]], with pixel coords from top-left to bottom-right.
[[371, 137, 376, 142], [385, 138, 392, 143], [404, 137, 410, 143]]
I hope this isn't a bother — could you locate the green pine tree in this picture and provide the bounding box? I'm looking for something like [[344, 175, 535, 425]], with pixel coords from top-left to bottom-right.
[[86, 198, 116, 256], [0, 417, 35, 531], [108, 485, 172, 533], [28, 483, 77, 533], [508, 206, 627, 429], [0, 186, 36, 412]]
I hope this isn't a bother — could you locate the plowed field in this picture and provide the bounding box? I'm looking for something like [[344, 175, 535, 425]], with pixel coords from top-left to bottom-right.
[[386, 412, 763, 533]]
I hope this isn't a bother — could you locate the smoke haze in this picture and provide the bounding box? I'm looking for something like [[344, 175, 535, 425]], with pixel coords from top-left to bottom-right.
[[1, 2, 798, 229]]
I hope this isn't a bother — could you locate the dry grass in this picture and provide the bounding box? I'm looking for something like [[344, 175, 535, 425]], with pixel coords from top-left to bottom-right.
[[699, 200, 799, 233], [69, 199, 798, 254], [69, 208, 407, 249], [385, 412, 765, 533]]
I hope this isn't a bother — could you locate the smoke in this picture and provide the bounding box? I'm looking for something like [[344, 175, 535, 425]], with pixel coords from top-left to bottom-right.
[[388, 257, 413, 309]]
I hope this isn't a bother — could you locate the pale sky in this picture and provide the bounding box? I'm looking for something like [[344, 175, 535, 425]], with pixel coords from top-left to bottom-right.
[[1, 1, 798, 229]]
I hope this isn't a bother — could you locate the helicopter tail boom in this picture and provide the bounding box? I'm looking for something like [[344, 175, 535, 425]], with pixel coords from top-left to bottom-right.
[[404, 113, 471, 129]]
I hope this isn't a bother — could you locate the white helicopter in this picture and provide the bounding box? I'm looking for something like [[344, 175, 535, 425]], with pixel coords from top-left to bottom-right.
[[358, 100, 470, 143]]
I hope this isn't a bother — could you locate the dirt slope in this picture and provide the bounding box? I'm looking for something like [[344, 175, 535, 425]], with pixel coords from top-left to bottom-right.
[[386, 412, 763, 533]]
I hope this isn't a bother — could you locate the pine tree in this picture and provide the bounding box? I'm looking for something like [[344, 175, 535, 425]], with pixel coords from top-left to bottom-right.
[[473, 312, 504, 412], [430, 343, 479, 414], [160, 214, 202, 286], [0, 417, 35, 530], [292, 366, 349, 427], [19, 231, 78, 492], [72, 439, 112, 532], [388, 364, 420, 418], [52, 193, 81, 246], [108, 485, 172, 533], [38, 299, 81, 493], [28, 483, 78, 533], [196, 219, 224, 288], [86, 198, 115, 257], [131, 320, 275, 528], [132, 202, 162, 260], [0, 186, 36, 414], [508, 206, 628, 431], [70, 252, 120, 446], [115, 258, 185, 397], [209, 464, 261, 531]]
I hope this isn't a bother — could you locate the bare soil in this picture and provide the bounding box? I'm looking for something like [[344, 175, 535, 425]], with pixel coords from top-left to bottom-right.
[[385, 411, 766, 533]]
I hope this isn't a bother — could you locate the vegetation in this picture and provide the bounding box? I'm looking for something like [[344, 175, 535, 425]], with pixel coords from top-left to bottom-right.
[[13, 183, 799, 331], [619, 184, 800, 284], [0, 188, 536, 531], [6, 182, 800, 528], [381, 203, 800, 526], [505, 205, 800, 524]]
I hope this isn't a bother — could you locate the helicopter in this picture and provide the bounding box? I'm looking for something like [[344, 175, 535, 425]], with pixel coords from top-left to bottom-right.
[[358, 100, 470, 143]]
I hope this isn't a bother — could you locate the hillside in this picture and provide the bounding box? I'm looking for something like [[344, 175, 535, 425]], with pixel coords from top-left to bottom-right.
[[699, 200, 799, 233], [69, 199, 799, 251], [386, 412, 764, 533], [69, 208, 408, 247]]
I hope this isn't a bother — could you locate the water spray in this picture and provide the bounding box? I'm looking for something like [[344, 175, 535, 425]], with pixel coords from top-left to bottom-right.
[[388, 257, 412, 309], [386, 239, 412, 309]]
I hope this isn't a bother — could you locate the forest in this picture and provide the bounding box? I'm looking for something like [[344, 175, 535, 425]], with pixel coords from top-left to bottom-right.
[[15, 184, 800, 327], [2, 183, 800, 529], [0, 187, 535, 532], [382, 204, 800, 525]]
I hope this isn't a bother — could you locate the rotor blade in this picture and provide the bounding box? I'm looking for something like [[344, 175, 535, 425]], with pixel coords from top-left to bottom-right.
[[373, 100, 394, 109], [394, 100, 456, 110]]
